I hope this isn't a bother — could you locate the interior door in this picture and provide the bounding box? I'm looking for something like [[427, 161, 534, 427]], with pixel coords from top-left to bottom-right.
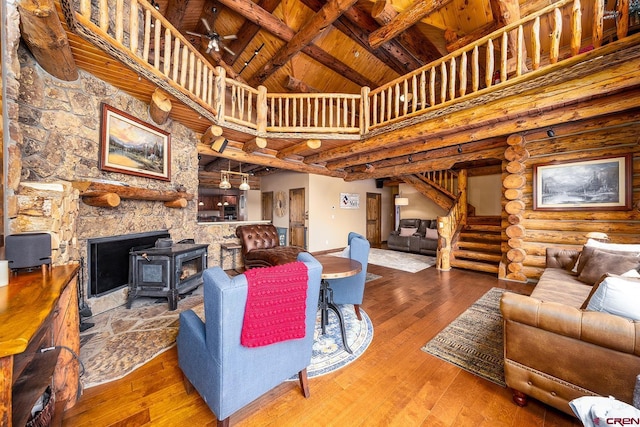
[[366, 192, 382, 246], [289, 188, 306, 248], [261, 191, 273, 221]]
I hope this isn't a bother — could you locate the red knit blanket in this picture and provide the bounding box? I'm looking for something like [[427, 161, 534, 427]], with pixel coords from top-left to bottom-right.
[[241, 262, 309, 347]]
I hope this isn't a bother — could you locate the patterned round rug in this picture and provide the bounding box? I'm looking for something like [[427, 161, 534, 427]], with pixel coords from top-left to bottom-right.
[[297, 304, 374, 379]]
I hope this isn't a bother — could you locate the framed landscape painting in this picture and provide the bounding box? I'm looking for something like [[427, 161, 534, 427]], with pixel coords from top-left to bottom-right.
[[100, 104, 171, 181], [533, 154, 632, 211]]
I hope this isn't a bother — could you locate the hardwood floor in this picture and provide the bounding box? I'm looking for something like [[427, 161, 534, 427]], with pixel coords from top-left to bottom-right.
[[62, 261, 581, 426]]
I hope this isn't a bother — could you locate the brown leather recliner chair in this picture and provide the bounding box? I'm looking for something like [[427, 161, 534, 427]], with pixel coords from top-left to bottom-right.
[[236, 224, 307, 269]]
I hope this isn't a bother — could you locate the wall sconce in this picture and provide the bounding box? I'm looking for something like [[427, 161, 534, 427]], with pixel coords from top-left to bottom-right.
[[546, 128, 556, 137]]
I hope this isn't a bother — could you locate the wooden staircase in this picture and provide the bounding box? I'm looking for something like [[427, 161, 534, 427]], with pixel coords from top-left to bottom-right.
[[450, 216, 502, 274]]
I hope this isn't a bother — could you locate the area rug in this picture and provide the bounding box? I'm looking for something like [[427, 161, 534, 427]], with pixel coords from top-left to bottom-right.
[[331, 247, 436, 273], [421, 287, 508, 387], [80, 276, 377, 388]]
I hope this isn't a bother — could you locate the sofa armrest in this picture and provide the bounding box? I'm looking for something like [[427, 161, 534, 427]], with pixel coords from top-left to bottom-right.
[[546, 248, 581, 270], [501, 292, 640, 355]]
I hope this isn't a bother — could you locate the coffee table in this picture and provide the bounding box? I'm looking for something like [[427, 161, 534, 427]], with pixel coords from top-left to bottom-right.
[[315, 255, 362, 354]]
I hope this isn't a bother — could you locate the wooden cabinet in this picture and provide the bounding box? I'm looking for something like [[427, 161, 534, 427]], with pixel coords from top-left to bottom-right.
[[0, 264, 80, 427]]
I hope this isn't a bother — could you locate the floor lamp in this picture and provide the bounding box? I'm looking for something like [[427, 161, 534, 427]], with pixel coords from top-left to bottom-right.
[[394, 196, 409, 230]]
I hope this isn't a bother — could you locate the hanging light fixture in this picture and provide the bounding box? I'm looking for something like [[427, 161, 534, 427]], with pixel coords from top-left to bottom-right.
[[238, 163, 250, 191], [219, 171, 231, 189]]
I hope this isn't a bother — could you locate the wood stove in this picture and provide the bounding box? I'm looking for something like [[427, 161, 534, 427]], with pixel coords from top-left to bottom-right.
[[127, 243, 208, 310]]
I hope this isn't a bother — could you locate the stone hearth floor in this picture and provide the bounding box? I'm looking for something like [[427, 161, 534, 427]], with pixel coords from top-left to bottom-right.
[[79, 286, 205, 388]]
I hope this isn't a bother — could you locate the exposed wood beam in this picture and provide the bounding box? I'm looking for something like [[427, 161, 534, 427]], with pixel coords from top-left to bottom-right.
[[346, 147, 505, 180], [197, 143, 345, 178], [298, 0, 424, 74], [249, 0, 359, 85], [401, 174, 453, 210], [276, 139, 322, 159], [368, 0, 453, 49], [164, 0, 190, 31], [331, 138, 506, 171], [285, 75, 320, 92], [18, 0, 78, 81], [370, 0, 440, 63], [221, 0, 281, 65], [217, 0, 375, 88], [445, 22, 499, 53]]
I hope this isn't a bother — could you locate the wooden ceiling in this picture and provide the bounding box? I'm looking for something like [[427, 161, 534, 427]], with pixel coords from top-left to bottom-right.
[[45, 0, 636, 187]]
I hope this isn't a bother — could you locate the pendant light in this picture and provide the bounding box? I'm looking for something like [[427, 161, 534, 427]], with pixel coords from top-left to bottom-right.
[[238, 163, 250, 191]]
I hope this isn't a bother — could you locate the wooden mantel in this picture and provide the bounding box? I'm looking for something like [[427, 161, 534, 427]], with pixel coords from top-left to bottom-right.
[[72, 181, 194, 209]]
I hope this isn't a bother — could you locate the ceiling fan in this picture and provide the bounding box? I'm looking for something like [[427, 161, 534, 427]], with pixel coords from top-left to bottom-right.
[[187, 9, 237, 56]]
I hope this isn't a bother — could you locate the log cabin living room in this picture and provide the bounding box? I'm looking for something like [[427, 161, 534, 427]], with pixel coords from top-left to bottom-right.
[[2, 0, 640, 424]]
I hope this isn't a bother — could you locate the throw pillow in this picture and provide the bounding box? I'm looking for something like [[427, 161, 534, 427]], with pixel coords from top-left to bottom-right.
[[425, 228, 438, 239], [576, 239, 640, 275], [585, 274, 640, 321], [399, 227, 418, 237], [577, 249, 640, 285]]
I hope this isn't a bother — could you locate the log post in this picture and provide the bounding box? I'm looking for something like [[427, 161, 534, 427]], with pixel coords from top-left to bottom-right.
[[243, 137, 268, 153], [256, 85, 268, 135], [17, 0, 79, 81], [436, 216, 451, 271], [214, 67, 226, 122], [502, 133, 529, 282], [200, 125, 224, 145], [149, 88, 172, 125]]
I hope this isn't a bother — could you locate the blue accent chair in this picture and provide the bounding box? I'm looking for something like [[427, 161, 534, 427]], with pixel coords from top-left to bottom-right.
[[327, 232, 370, 320], [176, 252, 322, 426]]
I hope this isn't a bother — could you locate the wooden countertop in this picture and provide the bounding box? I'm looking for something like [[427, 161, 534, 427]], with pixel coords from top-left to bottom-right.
[[0, 264, 80, 357]]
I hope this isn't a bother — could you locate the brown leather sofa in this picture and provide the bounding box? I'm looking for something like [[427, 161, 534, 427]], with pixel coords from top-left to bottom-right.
[[500, 247, 640, 415], [236, 224, 306, 269]]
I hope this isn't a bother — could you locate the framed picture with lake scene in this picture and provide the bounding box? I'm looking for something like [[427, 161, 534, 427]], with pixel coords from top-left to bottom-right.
[[533, 154, 632, 211], [100, 104, 171, 181]]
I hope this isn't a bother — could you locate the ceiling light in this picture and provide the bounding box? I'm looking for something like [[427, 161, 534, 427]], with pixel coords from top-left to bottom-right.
[[219, 171, 231, 189], [239, 175, 250, 191]]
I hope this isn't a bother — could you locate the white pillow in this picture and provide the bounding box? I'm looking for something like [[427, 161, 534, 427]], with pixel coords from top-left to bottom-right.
[[586, 275, 640, 320], [585, 238, 640, 252]]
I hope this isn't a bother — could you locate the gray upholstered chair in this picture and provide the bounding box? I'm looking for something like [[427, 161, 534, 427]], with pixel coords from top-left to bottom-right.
[[327, 232, 370, 320], [176, 252, 322, 426]]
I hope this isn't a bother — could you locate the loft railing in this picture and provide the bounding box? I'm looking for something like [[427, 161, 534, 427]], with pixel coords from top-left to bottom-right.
[[420, 169, 458, 198], [365, 0, 633, 131], [61, 0, 634, 139]]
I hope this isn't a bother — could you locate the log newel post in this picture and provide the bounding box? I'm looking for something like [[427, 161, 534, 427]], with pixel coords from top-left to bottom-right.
[[436, 216, 452, 271], [256, 85, 268, 135], [360, 86, 370, 136], [214, 66, 226, 123], [458, 169, 468, 225]]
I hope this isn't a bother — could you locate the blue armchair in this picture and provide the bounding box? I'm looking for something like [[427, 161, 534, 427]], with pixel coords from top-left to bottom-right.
[[176, 252, 322, 426], [328, 232, 370, 320]]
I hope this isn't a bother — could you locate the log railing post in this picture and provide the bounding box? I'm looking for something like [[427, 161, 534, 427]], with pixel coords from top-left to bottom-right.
[[256, 85, 268, 135], [360, 86, 370, 136], [214, 67, 226, 123]]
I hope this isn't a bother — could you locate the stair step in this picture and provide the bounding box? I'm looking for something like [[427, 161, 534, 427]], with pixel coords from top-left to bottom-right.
[[463, 224, 502, 233], [466, 216, 502, 226], [453, 250, 502, 263], [451, 258, 499, 274], [456, 241, 502, 252], [458, 231, 502, 242]]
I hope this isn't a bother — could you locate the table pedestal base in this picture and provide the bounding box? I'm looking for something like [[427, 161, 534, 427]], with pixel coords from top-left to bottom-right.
[[319, 279, 353, 354]]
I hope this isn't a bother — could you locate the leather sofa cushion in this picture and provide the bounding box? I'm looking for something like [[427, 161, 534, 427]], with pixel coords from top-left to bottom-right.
[[244, 246, 306, 266], [530, 268, 592, 308], [577, 249, 640, 285]]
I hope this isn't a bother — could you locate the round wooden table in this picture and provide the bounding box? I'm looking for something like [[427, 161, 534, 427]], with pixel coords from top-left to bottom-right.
[[315, 255, 362, 354]]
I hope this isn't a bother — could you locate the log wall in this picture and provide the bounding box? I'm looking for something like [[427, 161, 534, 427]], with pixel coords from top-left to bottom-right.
[[501, 111, 640, 281]]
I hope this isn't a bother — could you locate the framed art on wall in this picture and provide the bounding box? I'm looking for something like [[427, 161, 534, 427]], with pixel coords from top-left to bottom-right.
[[533, 154, 632, 211], [100, 103, 171, 181]]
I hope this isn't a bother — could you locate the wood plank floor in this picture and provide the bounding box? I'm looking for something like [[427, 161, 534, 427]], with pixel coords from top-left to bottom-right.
[[62, 260, 582, 426]]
